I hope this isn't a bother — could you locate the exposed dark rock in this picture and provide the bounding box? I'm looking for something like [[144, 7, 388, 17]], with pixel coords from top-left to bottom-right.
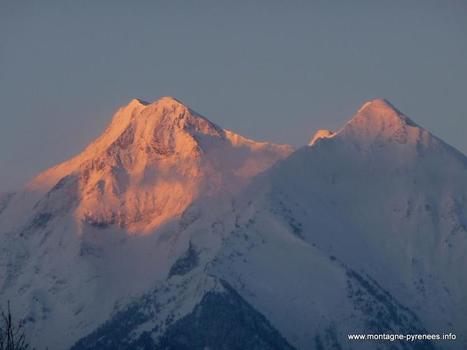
[[21, 212, 54, 237], [346, 269, 436, 350], [168, 242, 199, 278], [71, 279, 295, 350], [157, 280, 296, 350]]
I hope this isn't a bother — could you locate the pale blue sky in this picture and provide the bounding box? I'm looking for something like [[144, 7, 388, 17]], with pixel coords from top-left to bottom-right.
[[1, 0, 466, 191]]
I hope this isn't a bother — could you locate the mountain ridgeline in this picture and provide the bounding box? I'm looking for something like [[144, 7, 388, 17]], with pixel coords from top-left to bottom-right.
[[0, 97, 466, 350]]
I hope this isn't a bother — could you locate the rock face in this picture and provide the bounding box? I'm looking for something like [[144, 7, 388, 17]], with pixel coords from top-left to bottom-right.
[[71, 279, 296, 350], [1, 97, 466, 350]]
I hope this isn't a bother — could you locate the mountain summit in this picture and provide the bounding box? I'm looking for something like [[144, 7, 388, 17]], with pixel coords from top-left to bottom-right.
[[307, 99, 449, 159], [21, 97, 293, 233], [339, 98, 425, 146]]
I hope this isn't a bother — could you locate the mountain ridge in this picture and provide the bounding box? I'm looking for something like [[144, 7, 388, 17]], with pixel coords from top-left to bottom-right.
[[13, 97, 293, 234], [1, 97, 466, 349]]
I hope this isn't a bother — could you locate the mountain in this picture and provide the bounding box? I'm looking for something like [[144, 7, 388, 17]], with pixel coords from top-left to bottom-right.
[[205, 98, 467, 349], [0, 97, 292, 349], [1, 97, 466, 350], [22, 96, 293, 233]]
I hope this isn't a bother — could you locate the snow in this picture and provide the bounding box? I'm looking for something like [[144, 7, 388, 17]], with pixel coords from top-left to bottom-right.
[[218, 99, 467, 348], [0, 96, 293, 349], [1, 97, 466, 349], [20, 97, 293, 235], [308, 129, 335, 146]]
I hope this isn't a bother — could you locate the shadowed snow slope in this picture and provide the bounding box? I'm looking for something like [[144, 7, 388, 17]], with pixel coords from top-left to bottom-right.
[[225, 98, 467, 349], [1, 98, 466, 350]]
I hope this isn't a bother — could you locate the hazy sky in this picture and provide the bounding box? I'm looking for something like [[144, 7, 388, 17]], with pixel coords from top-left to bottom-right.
[[1, 0, 466, 191]]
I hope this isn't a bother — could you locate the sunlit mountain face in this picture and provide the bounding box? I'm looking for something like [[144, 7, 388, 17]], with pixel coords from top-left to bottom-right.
[[1, 97, 466, 350], [24, 97, 292, 234]]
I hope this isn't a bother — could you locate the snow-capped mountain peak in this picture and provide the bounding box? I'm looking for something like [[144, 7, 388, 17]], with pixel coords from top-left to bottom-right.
[[340, 98, 421, 143], [0, 96, 294, 348], [100, 95, 224, 158], [356, 97, 400, 113], [11, 97, 293, 235]]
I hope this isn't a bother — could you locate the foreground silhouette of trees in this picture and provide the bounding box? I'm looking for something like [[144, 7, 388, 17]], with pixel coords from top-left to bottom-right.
[[0, 302, 32, 350]]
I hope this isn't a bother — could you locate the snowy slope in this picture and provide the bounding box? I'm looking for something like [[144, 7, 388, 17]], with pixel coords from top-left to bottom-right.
[[1, 97, 466, 350], [207, 99, 467, 349], [0, 97, 292, 350], [66, 99, 466, 350]]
